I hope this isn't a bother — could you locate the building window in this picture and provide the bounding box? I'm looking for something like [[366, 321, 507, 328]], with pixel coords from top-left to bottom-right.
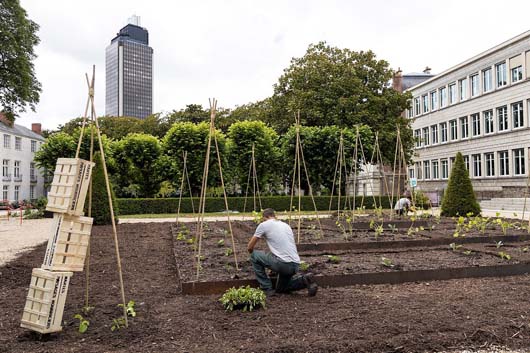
[[423, 160, 430, 180], [409, 168, 415, 179], [470, 74, 479, 97], [14, 185, 20, 201], [472, 154, 482, 177], [432, 160, 439, 179], [431, 125, 438, 144], [512, 101, 524, 128], [514, 148, 525, 175], [460, 116, 469, 139], [416, 162, 422, 180], [414, 129, 421, 148], [2, 159, 8, 177], [31, 140, 37, 152], [3, 134, 10, 148], [30, 185, 35, 200], [441, 159, 449, 179], [14, 160, 20, 178], [449, 119, 458, 140], [440, 122, 448, 143], [414, 97, 421, 115], [459, 78, 467, 101], [483, 67, 492, 92], [511, 65, 523, 83], [430, 91, 438, 110], [422, 94, 429, 113], [2, 185, 8, 200], [499, 150, 509, 176], [471, 113, 481, 136], [422, 127, 429, 146], [30, 162, 35, 180], [407, 109, 413, 118], [439, 87, 447, 108], [449, 83, 457, 104], [484, 110, 494, 134], [495, 62, 507, 87], [15, 137, 21, 151], [485, 152, 495, 177], [463, 155, 470, 172], [497, 106, 508, 131]]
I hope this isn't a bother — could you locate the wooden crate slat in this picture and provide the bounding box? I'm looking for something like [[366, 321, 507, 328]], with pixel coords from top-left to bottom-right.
[[46, 158, 94, 216], [42, 214, 93, 272], [21, 269, 73, 334]]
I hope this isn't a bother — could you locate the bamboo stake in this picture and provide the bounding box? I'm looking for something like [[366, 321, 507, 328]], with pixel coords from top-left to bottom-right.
[[84, 99, 95, 310], [251, 143, 263, 211], [176, 151, 189, 227], [328, 132, 342, 212], [242, 146, 254, 215], [296, 112, 302, 243], [86, 67, 128, 326]]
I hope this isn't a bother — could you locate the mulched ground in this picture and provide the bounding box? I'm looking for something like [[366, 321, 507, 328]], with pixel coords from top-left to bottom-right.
[[2, 222, 530, 352]]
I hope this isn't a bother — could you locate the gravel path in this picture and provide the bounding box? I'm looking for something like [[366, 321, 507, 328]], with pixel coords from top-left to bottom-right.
[[0, 218, 53, 266]]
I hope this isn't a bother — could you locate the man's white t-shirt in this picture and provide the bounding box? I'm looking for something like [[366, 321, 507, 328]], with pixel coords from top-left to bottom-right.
[[254, 219, 301, 264], [394, 197, 411, 210]]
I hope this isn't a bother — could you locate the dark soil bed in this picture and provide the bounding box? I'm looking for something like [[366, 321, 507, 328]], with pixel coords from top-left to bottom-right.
[[173, 218, 530, 283], [3, 222, 530, 352]]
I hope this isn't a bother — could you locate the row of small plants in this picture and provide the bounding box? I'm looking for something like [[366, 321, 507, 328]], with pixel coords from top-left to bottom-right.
[[73, 300, 137, 333]]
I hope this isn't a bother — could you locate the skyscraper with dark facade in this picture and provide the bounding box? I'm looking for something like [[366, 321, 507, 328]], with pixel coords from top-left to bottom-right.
[[105, 16, 153, 119]]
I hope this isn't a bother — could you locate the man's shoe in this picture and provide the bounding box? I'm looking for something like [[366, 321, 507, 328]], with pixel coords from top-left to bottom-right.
[[264, 289, 277, 297], [304, 273, 318, 297]]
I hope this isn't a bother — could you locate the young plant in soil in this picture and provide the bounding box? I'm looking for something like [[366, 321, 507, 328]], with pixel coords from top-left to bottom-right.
[[380, 257, 394, 268], [118, 300, 137, 318], [217, 239, 225, 247], [374, 224, 384, 238], [449, 243, 462, 251], [498, 251, 511, 260], [326, 255, 341, 264], [111, 317, 127, 331], [299, 261, 310, 271], [224, 248, 233, 256], [387, 224, 397, 233], [73, 314, 90, 333], [219, 286, 266, 312]]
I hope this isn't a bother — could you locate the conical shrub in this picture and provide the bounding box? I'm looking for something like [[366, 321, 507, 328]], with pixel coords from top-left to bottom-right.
[[441, 152, 481, 217], [89, 152, 119, 225]]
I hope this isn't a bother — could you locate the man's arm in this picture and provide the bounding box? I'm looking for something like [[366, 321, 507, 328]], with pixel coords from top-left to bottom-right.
[[247, 236, 260, 253]]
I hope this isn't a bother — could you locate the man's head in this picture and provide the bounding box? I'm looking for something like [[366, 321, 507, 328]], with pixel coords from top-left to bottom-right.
[[262, 208, 276, 220]]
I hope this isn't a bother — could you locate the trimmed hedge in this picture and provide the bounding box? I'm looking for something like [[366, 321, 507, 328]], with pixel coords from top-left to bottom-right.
[[116, 196, 392, 215]]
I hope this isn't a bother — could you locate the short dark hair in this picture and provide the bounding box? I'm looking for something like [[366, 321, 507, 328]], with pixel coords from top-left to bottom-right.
[[262, 208, 276, 218]]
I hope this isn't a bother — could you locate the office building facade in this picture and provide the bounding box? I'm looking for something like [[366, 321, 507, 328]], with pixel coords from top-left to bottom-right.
[[105, 16, 153, 119], [408, 31, 530, 200]]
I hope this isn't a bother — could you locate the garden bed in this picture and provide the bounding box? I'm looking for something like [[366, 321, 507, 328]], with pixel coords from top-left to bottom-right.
[[3, 222, 530, 352]]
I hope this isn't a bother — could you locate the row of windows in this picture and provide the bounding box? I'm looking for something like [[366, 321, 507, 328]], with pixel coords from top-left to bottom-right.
[[2, 134, 39, 152], [410, 148, 527, 181], [2, 159, 36, 181], [409, 52, 527, 117], [1, 185, 35, 201], [414, 100, 528, 148]]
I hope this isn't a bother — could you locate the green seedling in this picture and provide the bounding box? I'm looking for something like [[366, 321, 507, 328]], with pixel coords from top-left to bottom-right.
[[449, 243, 462, 251], [387, 224, 397, 233], [498, 251, 511, 260], [299, 261, 310, 271], [118, 300, 136, 318], [111, 317, 127, 331], [73, 314, 89, 333], [176, 232, 186, 241], [219, 286, 266, 312], [217, 239, 225, 247], [186, 237, 195, 245], [252, 210, 263, 224], [326, 255, 341, 264], [522, 247, 528, 253], [495, 241, 504, 249], [380, 257, 394, 268], [463, 250, 472, 255], [374, 225, 384, 238], [82, 305, 94, 315], [224, 248, 233, 256], [407, 227, 415, 237]]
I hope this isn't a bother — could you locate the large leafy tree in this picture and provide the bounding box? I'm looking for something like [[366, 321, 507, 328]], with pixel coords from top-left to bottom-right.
[[114, 133, 163, 198], [270, 41, 412, 163], [280, 125, 372, 193], [0, 0, 41, 121], [226, 121, 281, 194], [162, 122, 228, 195], [34, 132, 76, 180]]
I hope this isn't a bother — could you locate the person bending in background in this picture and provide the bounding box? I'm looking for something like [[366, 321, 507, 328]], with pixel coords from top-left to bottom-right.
[[247, 208, 318, 297], [394, 195, 412, 216]]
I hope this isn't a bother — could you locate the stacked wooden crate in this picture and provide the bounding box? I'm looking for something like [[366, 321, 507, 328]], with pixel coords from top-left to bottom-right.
[[21, 158, 94, 334]]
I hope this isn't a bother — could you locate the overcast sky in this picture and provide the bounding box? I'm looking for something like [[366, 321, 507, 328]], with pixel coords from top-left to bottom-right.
[[16, 0, 530, 130]]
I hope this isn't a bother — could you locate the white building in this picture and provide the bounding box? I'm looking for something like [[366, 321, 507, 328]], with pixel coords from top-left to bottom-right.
[[0, 115, 46, 203], [408, 30, 530, 200]]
